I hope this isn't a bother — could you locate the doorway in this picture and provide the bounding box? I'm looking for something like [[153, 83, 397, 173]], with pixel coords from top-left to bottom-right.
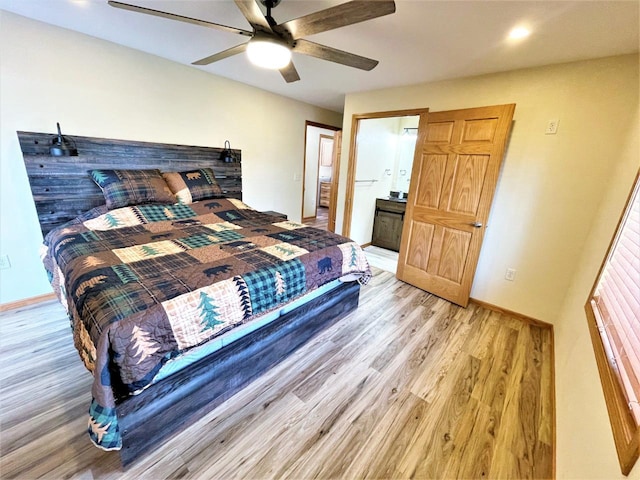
[[302, 121, 340, 231], [344, 104, 515, 307], [343, 109, 427, 242]]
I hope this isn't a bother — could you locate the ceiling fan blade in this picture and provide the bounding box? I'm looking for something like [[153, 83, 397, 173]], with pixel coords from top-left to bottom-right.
[[192, 43, 248, 66], [294, 39, 378, 71], [280, 62, 301, 83], [108, 1, 252, 37], [282, 0, 396, 38], [234, 0, 273, 33]]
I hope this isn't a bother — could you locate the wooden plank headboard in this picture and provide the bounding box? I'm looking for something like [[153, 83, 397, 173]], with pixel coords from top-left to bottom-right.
[[17, 131, 242, 236]]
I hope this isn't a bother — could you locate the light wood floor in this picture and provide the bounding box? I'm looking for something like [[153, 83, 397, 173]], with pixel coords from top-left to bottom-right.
[[0, 268, 554, 479], [303, 206, 329, 230], [364, 245, 400, 274]]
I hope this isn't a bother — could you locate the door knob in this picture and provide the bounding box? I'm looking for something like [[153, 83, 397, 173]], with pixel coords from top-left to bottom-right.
[[470, 222, 483, 228]]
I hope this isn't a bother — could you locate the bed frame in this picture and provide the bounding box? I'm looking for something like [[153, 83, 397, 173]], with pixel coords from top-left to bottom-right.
[[17, 130, 361, 466]]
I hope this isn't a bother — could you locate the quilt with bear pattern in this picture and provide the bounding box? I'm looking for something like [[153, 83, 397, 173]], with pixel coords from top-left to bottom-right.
[[41, 197, 371, 451]]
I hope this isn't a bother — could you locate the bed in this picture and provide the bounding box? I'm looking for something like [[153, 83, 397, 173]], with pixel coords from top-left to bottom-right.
[[18, 131, 370, 466]]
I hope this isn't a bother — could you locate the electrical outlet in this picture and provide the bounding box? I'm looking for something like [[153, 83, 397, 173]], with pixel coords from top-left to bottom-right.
[[505, 268, 516, 281], [293, 173, 302, 182], [0, 255, 11, 270], [545, 119, 559, 135]]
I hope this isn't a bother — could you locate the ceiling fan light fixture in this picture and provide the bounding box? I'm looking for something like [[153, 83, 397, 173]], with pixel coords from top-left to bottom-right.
[[246, 37, 291, 70]]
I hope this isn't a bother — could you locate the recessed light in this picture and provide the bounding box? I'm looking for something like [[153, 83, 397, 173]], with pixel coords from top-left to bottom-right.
[[509, 26, 531, 40]]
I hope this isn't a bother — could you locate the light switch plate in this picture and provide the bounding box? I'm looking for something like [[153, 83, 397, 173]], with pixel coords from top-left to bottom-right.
[[505, 268, 516, 281]]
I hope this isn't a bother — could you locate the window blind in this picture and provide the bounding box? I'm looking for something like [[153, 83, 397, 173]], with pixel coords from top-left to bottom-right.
[[591, 180, 640, 423]]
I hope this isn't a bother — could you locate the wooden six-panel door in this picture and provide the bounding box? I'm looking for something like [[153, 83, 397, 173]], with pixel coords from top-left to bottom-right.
[[396, 104, 515, 307]]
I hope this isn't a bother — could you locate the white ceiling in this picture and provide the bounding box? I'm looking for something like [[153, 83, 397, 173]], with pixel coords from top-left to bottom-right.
[[1, 0, 638, 112]]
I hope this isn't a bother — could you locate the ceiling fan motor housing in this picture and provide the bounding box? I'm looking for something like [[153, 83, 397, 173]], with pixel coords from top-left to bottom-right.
[[260, 0, 282, 7]]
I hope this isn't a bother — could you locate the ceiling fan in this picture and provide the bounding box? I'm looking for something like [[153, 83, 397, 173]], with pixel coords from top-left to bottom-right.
[[108, 0, 396, 83]]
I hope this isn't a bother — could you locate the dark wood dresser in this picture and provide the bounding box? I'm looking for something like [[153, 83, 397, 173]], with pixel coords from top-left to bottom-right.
[[372, 198, 406, 251]]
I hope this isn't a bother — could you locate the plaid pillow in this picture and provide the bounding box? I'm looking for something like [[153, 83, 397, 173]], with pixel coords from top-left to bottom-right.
[[162, 168, 224, 204], [90, 169, 176, 210]]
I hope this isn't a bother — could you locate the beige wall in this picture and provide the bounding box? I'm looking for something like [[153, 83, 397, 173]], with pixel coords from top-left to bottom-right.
[[554, 105, 639, 479], [0, 11, 341, 304], [338, 54, 639, 323], [338, 55, 640, 479]]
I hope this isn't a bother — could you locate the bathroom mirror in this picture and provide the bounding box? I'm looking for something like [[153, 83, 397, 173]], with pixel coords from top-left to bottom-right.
[[390, 117, 419, 195]]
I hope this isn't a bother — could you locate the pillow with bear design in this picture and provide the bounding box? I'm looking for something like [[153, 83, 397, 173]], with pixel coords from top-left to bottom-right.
[[162, 168, 223, 204]]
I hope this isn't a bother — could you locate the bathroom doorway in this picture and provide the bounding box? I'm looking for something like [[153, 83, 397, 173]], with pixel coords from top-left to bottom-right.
[[302, 121, 340, 231], [342, 110, 425, 243]]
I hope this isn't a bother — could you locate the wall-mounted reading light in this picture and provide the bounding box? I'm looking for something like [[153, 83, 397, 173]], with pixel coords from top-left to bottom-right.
[[220, 140, 237, 163], [50, 122, 78, 156]]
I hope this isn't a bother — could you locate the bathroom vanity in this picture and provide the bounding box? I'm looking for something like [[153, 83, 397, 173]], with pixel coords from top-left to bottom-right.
[[372, 197, 406, 251]]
